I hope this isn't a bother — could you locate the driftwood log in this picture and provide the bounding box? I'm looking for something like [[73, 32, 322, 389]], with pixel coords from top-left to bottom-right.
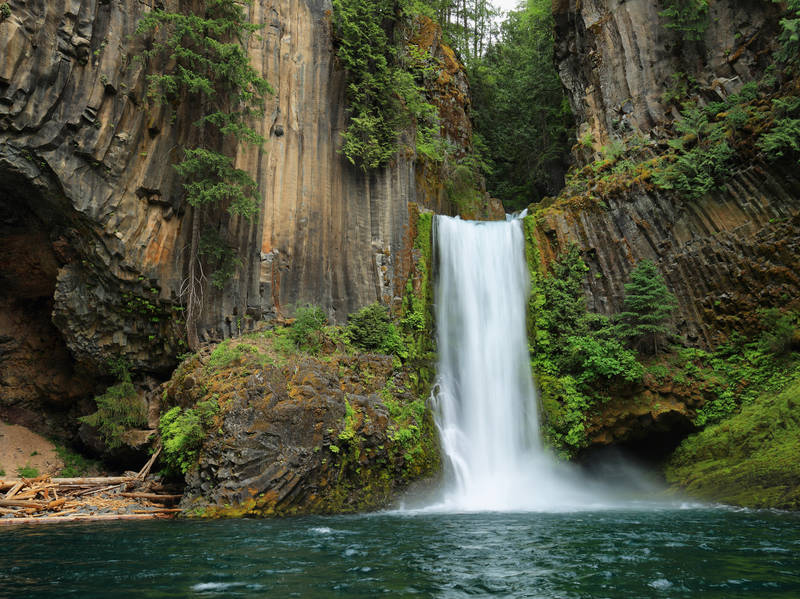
[[0, 462, 182, 525]]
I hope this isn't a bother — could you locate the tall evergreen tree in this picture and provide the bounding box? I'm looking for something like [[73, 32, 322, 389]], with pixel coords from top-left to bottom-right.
[[469, 0, 572, 210], [616, 260, 677, 354], [136, 0, 272, 349]]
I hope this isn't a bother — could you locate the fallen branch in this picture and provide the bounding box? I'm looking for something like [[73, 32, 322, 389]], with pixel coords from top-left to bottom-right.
[[136, 445, 162, 480], [119, 493, 182, 503], [0, 513, 176, 525], [4, 481, 24, 499], [50, 477, 134, 486], [0, 499, 47, 509]]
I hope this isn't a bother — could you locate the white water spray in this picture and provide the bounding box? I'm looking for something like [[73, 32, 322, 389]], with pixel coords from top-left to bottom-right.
[[429, 215, 619, 511]]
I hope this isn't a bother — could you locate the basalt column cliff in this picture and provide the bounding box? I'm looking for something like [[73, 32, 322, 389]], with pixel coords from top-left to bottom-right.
[[0, 0, 473, 429], [542, 0, 799, 347]]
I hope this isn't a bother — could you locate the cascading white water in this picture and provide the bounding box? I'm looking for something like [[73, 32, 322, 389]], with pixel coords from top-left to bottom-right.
[[430, 214, 600, 511]]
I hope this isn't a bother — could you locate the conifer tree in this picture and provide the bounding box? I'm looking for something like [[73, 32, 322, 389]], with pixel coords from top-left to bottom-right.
[[136, 0, 272, 349], [616, 260, 677, 354]]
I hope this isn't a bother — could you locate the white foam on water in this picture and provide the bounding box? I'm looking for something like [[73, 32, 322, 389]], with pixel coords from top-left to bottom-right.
[[192, 582, 243, 591]]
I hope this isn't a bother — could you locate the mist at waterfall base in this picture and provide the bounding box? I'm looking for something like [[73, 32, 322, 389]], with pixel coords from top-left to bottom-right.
[[414, 214, 663, 512]]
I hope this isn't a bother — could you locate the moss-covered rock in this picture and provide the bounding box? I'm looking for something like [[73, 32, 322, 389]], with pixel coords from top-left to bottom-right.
[[164, 330, 440, 517], [665, 367, 800, 509]]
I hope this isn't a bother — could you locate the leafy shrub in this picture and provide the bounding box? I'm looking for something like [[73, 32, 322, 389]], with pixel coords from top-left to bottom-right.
[[159, 398, 219, 475], [290, 305, 328, 353], [774, 0, 800, 70], [564, 335, 644, 384], [347, 303, 406, 357], [694, 388, 736, 427], [759, 117, 800, 163], [651, 102, 735, 199], [79, 368, 147, 450], [0, 3, 11, 21]]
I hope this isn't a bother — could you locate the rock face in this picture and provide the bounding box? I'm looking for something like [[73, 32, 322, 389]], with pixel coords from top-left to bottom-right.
[[0, 1, 469, 428], [553, 0, 781, 156], [542, 0, 800, 463], [533, 166, 800, 347], [544, 0, 800, 348], [166, 338, 439, 517]]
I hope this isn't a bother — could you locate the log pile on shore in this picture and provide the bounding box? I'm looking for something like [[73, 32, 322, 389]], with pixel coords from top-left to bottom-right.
[[0, 451, 183, 525]]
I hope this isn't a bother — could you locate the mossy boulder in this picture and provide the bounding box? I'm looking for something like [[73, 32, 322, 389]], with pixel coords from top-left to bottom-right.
[[164, 330, 440, 517], [665, 368, 800, 509]]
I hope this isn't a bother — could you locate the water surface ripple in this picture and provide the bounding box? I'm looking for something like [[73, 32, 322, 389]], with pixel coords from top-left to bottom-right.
[[3, 508, 800, 598]]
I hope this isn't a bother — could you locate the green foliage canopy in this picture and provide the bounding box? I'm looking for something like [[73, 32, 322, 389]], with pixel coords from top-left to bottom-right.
[[331, 0, 444, 169], [469, 0, 572, 210], [136, 0, 271, 217]]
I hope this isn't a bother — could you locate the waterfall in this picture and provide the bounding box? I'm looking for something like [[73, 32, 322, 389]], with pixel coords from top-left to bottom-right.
[[430, 214, 594, 511]]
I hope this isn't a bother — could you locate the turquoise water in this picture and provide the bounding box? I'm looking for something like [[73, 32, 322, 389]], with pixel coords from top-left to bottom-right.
[[3, 507, 800, 598]]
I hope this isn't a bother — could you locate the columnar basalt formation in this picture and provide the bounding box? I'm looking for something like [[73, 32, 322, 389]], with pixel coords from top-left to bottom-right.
[[0, 0, 468, 429], [543, 0, 800, 348], [553, 0, 781, 158], [534, 165, 800, 347]]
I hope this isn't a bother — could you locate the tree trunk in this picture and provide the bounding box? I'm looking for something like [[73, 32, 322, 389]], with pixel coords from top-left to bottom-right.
[[186, 206, 202, 350]]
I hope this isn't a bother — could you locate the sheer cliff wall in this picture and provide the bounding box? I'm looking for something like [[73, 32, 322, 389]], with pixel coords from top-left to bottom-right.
[[0, 0, 466, 427], [538, 0, 800, 347], [553, 0, 782, 155]]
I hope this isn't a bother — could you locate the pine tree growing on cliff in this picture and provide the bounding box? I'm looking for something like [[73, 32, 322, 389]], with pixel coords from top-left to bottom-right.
[[135, 0, 272, 349], [616, 260, 677, 355]]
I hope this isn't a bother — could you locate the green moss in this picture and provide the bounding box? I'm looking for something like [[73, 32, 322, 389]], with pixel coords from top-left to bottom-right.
[[55, 446, 100, 477], [338, 398, 358, 442], [665, 367, 800, 509], [400, 207, 436, 377], [16, 466, 40, 478], [207, 339, 263, 370]]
